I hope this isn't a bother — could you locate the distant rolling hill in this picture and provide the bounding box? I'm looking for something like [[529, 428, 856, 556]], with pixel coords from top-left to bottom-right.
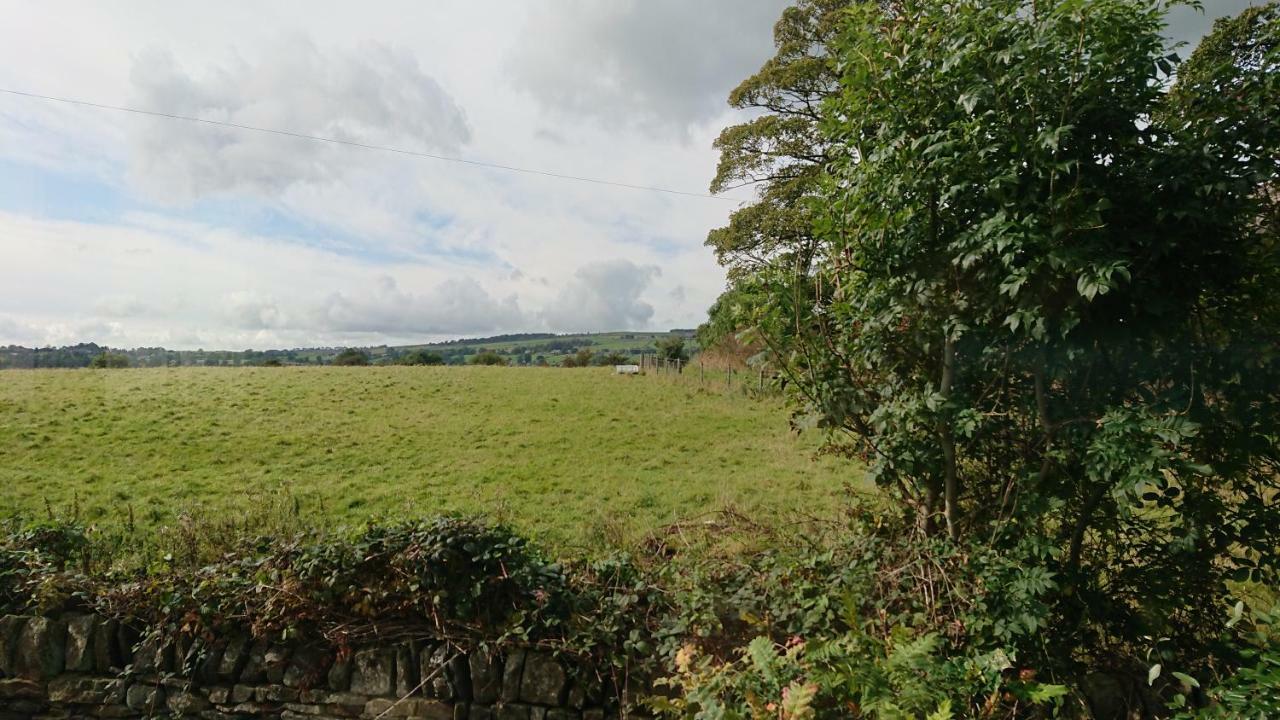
[[0, 330, 698, 368]]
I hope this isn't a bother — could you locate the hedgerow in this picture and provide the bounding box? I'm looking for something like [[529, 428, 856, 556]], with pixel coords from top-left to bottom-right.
[[4, 512, 1272, 718]]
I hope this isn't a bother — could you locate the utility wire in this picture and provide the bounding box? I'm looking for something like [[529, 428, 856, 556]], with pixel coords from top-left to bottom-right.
[[0, 87, 739, 201]]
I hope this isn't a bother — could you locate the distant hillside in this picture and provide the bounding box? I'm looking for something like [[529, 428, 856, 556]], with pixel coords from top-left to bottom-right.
[[0, 330, 698, 369]]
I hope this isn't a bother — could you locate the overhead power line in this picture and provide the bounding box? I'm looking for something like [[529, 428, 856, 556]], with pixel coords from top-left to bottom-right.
[[0, 87, 738, 201]]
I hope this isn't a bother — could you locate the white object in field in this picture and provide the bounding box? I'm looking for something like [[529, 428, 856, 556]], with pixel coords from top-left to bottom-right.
[[615, 364, 641, 374]]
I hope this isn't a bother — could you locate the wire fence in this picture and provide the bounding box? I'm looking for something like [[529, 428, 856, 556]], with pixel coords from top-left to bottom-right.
[[636, 354, 780, 398]]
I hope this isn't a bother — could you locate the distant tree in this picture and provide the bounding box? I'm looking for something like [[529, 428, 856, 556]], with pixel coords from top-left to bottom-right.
[[561, 348, 595, 368], [594, 351, 630, 366], [655, 337, 689, 363], [260, 358, 283, 367], [89, 352, 129, 369], [332, 348, 370, 366], [469, 350, 508, 366], [400, 350, 445, 366]]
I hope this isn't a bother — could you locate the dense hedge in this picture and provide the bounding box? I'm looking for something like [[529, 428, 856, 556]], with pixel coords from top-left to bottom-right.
[[3, 513, 1275, 718]]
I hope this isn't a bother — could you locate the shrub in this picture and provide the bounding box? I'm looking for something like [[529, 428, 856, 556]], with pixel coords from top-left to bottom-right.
[[594, 351, 631, 366], [469, 350, 508, 366], [401, 350, 445, 365], [655, 338, 689, 363], [89, 352, 129, 369], [332, 348, 370, 366]]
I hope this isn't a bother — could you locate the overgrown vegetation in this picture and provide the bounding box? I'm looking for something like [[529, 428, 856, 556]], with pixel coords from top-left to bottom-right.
[[4, 507, 1274, 718], [3, 3, 1277, 718], [690, 0, 1280, 716]]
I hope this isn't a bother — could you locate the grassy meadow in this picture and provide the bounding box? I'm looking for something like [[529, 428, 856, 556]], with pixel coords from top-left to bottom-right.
[[0, 366, 858, 551]]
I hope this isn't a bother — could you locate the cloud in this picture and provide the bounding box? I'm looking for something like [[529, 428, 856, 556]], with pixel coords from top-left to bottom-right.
[[93, 294, 145, 318], [1164, 1, 1264, 56], [508, 0, 789, 133], [0, 211, 529, 349], [543, 259, 660, 332], [224, 291, 287, 330], [312, 275, 524, 335], [125, 36, 471, 203]]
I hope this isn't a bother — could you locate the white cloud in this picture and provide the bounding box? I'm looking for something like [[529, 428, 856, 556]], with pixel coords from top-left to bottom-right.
[[312, 275, 524, 335], [543, 259, 661, 332], [509, 0, 789, 133], [0, 1, 1252, 351], [125, 36, 471, 204]]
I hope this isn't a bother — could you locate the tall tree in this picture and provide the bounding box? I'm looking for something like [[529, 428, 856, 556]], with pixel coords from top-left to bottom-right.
[[777, 0, 1280, 661], [699, 1, 855, 353], [706, 0, 850, 280]]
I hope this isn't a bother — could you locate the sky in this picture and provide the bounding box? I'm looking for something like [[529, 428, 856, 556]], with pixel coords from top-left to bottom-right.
[[0, 0, 1263, 350]]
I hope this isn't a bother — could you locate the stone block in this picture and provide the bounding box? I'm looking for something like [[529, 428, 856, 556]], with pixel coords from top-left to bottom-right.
[[495, 703, 533, 720], [259, 683, 301, 702], [240, 640, 271, 683], [265, 643, 293, 683], [349, 647, 395, 696], [62, 614, 96, 673], [190, 638, 226, 685], [284, 644, 333, 689], [116, 622, 141, 666], [519, 653, 566, 706], [500, 650, 526, 703], [469, 705, 495, 720], [0, 677, 43, 699], [469, 648, 503, 705], [47, 675, 121, 704], [565, 673, 602, 710], [167, 689, 213, 713], [230, 683, 256, 703], [423, 643, 467, 701], [125, 682, 165, 712], [130, 634, 172, 674], [397, 642, 420, 697], [545, 710, 581, 720], [217, 636, 251, 682], [0, 616, 25, 677], [91, 617, 122, 672], [15, 615, 66, 679], [327, 655, 353, 692], [206, 685, 231, 703], [364, 697, 454, 718]]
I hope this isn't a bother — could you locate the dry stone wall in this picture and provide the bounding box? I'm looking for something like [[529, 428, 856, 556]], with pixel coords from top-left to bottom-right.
[[0, 614, 614, 719]]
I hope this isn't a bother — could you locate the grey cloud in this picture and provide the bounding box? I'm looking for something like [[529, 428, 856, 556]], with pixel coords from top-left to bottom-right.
[[1165, 2, 1265, 57], [509, 0, 789, 133], [543, 259, 660, 332], [313, 275, 523, 335], [127, 36, 470, 202], [225, 291, 287, 330], [93, 294, 146, 318]]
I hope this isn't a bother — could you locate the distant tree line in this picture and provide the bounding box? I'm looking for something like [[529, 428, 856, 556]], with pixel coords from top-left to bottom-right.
[[0, 331, 699, 370]]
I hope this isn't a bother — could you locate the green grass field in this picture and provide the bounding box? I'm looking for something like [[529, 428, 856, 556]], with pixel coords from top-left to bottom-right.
[[0, 367, 857, 551]]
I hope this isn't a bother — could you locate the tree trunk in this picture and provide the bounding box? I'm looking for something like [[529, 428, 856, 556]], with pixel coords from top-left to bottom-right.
[[938, 336, 959, 541]]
